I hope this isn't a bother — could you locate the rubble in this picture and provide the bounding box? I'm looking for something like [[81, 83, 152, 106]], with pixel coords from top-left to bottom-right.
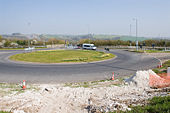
[[0, 70, 169, 113]]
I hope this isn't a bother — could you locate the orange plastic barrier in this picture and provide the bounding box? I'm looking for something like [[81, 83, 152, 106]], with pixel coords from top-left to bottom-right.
[[149, 73, 170, 88]]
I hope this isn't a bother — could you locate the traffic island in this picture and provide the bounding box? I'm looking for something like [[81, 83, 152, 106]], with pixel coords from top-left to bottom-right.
[[9, 50, 115, 63]]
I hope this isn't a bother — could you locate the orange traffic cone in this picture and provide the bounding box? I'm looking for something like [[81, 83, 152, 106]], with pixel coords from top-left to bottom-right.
[[112, 72, 114, 80], [22, 80, 26, 90]]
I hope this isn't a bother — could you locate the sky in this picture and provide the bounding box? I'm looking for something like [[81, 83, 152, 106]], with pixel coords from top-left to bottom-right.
[[0, 0, 170, 37]]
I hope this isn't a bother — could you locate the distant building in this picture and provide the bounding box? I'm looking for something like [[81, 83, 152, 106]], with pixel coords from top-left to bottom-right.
[[10, 42, 19, 47], [31, 39, 38, 44], [0, 42, 3, 47], [12, 33, 22, 35], [2, 40, 6, 44], [47, 44, 64, 48], [0, 40, 6, 47]]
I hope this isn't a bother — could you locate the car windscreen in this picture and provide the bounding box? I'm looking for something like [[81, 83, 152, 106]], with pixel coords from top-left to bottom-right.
[[84, 45, 90, 47]]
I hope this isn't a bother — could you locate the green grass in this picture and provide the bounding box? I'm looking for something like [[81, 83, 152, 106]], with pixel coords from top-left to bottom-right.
[[153, 60, 170, 74], [0, 111, 10, 113], [130, 50, 170, 53], [112, 96, 170, 113], [0, 47, 47, 50], [10, 50, 115, 63], [0, 48, 25, 50], [0, 83, 38, 97], [129, 96, 170, 113], [64, 81, 91, 88], [64, 79, 122, 88]]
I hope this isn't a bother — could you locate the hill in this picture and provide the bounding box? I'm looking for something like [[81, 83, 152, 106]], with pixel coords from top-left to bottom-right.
[[1, 34, 152, 42]]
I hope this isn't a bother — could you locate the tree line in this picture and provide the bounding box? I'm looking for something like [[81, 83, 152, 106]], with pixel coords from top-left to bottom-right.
[[0, 36, 65, 48], [0, 35, 170, 48], [79, 39, 170, 47]]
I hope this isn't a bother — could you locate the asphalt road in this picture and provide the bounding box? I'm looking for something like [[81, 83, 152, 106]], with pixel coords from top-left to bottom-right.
[[0, 49, 159, 83]]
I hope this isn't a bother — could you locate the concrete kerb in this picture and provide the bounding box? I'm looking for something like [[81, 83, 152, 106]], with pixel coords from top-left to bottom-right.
[[143, 53, 163, 68]]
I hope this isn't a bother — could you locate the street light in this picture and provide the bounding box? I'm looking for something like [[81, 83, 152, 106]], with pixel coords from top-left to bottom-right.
[[129, 24, 132, 48], [133, 18, 138, 51], [129, 24, 132, 36], [27, 22, 31, 48], [87, 25, 90, 44]]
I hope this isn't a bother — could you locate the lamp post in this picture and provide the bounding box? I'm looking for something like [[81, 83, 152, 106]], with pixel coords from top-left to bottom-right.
[[27, 22, 31, 48], [133, 18, 138, 51], [129, 24, 132, 48], [129, 24, 132, 36], [87, 25, 90, 44]]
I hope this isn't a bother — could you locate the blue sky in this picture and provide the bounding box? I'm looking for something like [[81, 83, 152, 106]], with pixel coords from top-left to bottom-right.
[[0, 0, 170, 37]]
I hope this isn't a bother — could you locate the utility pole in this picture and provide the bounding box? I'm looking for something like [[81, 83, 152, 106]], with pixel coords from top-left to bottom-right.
[[28, 40, 30, 48], [27, 22, 31, 48], [129, 24, 132, 36], [129, 24, 132, 48], [87, 25, 90, 44], [133, 18, 138, 51]]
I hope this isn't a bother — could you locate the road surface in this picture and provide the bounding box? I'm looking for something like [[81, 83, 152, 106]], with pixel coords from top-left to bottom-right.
[[0, 49, 158, 83]]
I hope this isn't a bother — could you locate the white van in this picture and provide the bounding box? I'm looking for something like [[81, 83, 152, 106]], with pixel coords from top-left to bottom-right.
[[82, 44, 97, 50], [24, 47, 35, 51]]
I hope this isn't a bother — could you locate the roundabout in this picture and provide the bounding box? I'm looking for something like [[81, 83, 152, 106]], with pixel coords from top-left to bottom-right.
[[0, 49, 159, 83], [9, 50, 115, 64]]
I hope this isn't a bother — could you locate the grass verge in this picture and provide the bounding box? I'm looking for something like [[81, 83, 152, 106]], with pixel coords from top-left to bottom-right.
[[114, 96, 170, 113], [0, 83, 39, 97], [153, 60, 170, 74], [129, 49, 170, 53], [64, 79, 122, 88], [0, 47, 47, 50], [0, 111, 10, 113], [10, 50, 115, 63]]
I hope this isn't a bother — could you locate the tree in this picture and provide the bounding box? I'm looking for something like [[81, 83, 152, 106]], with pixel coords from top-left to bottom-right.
[[47, 38, 65, 45], [0, 35, 2, 41], [4, 40, 11, 47]]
